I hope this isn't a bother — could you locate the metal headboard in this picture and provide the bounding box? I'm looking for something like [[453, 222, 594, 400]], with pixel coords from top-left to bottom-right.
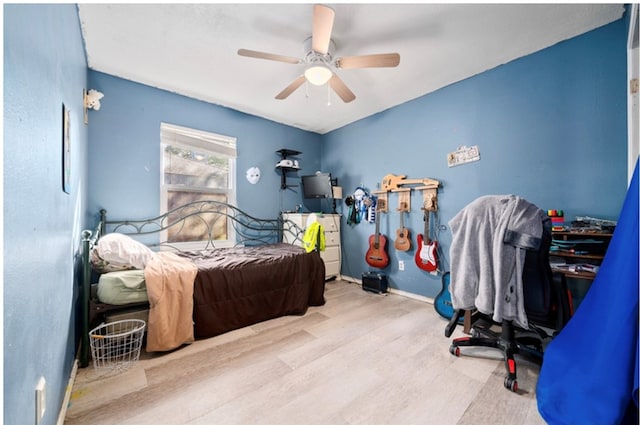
[[101, 201, 305, 249]]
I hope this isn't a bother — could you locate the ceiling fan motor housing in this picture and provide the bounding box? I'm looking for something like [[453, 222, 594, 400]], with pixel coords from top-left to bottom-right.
[[303, 36, 335, 66]]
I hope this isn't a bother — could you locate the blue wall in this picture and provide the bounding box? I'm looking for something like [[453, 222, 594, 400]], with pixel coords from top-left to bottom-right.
[[323, 18, 628, 298], [4, 5, 88, 425], [86, 72, 322, 223]]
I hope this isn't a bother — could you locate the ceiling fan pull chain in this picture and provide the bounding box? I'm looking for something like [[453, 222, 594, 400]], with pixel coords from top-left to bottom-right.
[[305, 81, 310, 99], [327, 83, 332, 106]]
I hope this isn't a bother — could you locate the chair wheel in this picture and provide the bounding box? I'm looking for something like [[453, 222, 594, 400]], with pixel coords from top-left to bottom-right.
[[504, 376, 518, 392], [449, 345, 460, 357]]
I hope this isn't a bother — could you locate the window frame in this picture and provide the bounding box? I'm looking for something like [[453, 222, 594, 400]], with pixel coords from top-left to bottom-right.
[[160, 122, 237, 250]]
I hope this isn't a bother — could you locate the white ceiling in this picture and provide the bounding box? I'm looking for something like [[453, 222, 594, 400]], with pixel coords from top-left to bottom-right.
[[78, 3, 625, 134]]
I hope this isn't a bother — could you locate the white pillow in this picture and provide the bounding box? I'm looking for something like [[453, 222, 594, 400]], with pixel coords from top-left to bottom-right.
[[91, 233, 155, 273]]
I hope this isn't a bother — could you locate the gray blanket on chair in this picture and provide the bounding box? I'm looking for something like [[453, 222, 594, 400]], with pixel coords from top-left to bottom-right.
[[448, 195, 548, 329]]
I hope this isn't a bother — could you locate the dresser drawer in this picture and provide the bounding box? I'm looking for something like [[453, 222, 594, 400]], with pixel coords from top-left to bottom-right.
[[321, 245, 340, 263], [324, 260, 340, 278], [324, 231, 340, 247], [317, 215, 340, 233]]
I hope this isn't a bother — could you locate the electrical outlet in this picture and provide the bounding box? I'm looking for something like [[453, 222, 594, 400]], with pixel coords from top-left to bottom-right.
[[35, 376, 46, 425], [399, 260, 405, 271]]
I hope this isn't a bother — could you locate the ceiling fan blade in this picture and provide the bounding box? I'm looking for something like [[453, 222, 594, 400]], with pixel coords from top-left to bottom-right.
[[237, 49, 301, 65], [336, 53, 401, 70], [312, 4, 335, 54], [275, 75, 307, 100], [329, 74, 356, 103]]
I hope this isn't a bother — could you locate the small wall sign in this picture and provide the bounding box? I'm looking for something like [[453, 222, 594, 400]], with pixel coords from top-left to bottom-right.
[[447, 145, 480, 168]]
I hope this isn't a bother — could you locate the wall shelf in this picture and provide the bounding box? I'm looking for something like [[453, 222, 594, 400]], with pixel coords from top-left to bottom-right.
[[276, 149, 301, 190], [550, 231, 612, 280]]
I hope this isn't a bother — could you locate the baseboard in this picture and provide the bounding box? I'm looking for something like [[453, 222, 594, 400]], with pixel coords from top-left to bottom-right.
[[341, 274, 434, 304], [390, 286, 434, 304], [56, 358, 79, 425]]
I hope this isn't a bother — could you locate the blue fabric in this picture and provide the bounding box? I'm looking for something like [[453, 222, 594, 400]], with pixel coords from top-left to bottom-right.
[[537, 159, 639, 425]]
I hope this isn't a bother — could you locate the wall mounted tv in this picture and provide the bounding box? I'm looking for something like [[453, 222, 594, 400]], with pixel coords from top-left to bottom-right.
[[301, 173, 333, 199]]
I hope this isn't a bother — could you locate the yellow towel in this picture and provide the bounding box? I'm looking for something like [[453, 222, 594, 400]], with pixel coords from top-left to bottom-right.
[[303, 222, 325, 253]]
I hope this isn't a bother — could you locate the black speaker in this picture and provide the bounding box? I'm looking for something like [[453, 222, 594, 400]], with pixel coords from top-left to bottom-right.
[[362, 271, 388, 294]]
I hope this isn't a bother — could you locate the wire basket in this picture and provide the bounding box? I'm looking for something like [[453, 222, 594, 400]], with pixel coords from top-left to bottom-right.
[[89, 319, 146, 372]]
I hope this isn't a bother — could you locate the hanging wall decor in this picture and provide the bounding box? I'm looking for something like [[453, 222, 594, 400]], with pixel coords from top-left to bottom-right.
[[62, 103, 71, 194], [447, 145, 480, 167], [246, 167, 261, 184]]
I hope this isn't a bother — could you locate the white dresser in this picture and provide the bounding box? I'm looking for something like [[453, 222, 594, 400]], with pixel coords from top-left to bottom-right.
[[282, 213, 341, 280]]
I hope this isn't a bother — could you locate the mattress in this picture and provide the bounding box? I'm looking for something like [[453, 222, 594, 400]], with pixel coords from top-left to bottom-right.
[[97, 269, 148, 305]]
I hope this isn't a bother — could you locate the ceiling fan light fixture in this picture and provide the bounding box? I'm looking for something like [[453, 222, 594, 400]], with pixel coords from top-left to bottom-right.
[[304, 65, 332, 86]]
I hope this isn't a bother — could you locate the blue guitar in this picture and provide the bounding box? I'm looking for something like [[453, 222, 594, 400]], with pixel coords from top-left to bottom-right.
[[434, 272, 461, 321]]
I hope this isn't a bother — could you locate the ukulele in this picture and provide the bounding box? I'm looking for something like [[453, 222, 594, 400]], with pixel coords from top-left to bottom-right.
[[365, 205, 389, 268], [415, 209, 438, 272], [394, 210, 411, 252]]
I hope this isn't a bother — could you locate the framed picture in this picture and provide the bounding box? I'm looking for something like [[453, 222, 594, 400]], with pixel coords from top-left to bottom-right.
[[62, 103, 70, 193]]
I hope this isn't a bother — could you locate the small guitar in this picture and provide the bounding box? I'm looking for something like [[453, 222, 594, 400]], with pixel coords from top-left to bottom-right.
[[366, 207, 389, 268], [394, 210, 411, 252], [415, 209, 438, 272], [434, 272, 461, 321], [381, 174, 440, 191], [382, 174, 428, 191]]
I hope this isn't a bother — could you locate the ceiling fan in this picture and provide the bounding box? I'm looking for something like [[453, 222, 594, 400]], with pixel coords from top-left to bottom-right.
[[237, 4, 400, 103]]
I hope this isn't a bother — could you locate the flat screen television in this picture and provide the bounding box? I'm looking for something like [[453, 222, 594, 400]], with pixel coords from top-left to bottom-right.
[[301, 173, 333, 199]]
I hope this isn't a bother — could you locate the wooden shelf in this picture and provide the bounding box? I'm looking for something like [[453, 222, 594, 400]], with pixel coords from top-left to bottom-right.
[[550, 230, 612, 281], [552, 269, 597, 279], [551, 252, 604, 260]]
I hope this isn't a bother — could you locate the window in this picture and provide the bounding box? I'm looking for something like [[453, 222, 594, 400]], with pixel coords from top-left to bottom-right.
[[160, 122, 237, 248]]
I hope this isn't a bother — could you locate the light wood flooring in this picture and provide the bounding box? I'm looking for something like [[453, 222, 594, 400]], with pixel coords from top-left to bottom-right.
[[65, 279, 547, 425]]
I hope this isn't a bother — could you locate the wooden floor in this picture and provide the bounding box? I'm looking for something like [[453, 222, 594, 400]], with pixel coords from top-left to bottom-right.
[[65, 279, 547, 425]]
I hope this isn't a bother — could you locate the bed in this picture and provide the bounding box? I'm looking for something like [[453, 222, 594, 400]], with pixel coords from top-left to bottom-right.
[[80, 201, 326, 367]]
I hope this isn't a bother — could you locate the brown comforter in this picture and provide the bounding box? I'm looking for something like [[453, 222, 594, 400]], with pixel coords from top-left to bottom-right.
[[177, 243, 326, 338]]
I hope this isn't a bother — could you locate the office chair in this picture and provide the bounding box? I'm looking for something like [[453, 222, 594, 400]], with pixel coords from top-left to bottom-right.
[[444, 196, 572, 392]]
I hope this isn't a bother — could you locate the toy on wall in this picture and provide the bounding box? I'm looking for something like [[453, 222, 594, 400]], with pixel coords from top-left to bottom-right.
[[346, 187, 377, 225], [245, 167, 261, 184], [83, 88, 105, 124]]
